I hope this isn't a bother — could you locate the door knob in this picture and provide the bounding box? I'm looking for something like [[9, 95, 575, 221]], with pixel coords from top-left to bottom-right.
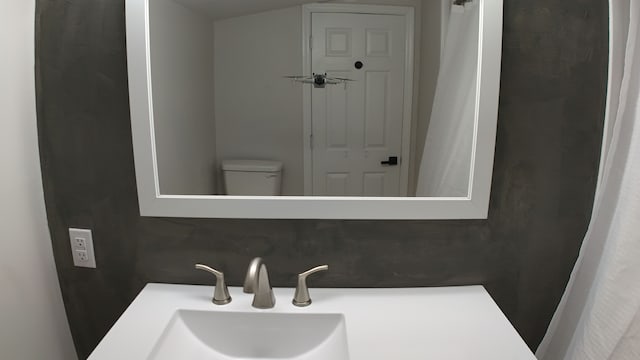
[[380, 156, 398, 166]]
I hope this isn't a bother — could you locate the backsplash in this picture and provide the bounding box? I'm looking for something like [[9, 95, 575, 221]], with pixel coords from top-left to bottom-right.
[[35, 0, 607, 358]]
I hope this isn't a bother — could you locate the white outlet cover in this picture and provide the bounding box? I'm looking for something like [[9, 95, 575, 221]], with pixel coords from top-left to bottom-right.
[[69, 228, 96, 268]]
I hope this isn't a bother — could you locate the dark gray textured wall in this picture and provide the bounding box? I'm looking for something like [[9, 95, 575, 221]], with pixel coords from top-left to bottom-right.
[[35, 0, 608, 358]]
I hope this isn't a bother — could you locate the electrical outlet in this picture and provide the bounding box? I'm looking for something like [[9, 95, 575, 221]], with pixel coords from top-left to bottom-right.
[[73, 237, 86, 250], [76, 250, 89, 262], [69, 228, 96, 268]]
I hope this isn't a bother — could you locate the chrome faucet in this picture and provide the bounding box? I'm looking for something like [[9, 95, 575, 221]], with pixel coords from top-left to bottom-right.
[[243, 257, 276, 309]]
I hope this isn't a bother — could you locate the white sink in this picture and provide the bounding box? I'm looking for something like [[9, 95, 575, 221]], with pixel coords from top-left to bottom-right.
[[149, 311, 349, 360], [88, 284, 536, 360]]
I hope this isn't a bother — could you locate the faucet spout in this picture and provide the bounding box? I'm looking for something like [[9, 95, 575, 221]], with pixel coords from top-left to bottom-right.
[[243, 257, 276, 309]]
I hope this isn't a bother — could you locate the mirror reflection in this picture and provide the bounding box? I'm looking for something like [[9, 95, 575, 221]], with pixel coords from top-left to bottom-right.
[[148, 0, 480, 197]]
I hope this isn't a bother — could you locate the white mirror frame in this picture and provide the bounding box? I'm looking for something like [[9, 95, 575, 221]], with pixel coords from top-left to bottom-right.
[[125, 0, 503, 220]]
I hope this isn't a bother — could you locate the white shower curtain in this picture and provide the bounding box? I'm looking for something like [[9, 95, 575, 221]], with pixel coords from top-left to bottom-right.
[[536, 2, 640, 359], [415, 2, 479, 197]]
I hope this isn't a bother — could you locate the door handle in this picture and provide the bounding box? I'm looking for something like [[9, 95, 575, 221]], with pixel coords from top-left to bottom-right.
[[380, 156, 398, 166]]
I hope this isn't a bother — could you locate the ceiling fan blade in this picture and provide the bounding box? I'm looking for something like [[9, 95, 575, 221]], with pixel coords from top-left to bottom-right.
[[284, 75, 312, 79]]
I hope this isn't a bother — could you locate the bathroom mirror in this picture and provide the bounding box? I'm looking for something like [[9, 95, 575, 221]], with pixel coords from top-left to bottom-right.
[[125, 0, 503, 219]]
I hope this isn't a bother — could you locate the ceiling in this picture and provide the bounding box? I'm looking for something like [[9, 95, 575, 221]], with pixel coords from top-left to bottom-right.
[[172, 0, 330, 20]]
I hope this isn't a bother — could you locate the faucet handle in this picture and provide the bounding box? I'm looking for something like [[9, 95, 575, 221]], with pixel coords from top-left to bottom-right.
[[293, 265, 329, 307], [195, 264, 232, 305]]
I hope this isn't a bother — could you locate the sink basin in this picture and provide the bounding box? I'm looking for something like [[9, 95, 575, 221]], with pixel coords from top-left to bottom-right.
[[149, 311, 349, 360], [88, 284, 537, 360]]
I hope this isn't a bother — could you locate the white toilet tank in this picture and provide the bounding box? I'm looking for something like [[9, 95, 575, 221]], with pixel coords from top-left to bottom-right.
[[222, 160, 283, 196]]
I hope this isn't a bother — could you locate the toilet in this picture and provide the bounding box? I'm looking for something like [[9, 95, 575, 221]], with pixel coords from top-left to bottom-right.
[[222, 160, 283, 195]]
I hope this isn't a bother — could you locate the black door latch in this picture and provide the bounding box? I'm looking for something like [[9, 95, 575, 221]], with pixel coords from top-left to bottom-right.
[[381, 156, 399, 166]]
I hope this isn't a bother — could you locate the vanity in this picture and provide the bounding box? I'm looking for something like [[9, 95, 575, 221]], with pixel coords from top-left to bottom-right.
[[88, 257, 536, 359], [88, 283, 536, 359]]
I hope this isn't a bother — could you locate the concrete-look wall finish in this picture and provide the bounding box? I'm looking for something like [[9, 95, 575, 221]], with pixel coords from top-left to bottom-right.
[[0, 0, 76, 359], [35, 0, 608, 358]]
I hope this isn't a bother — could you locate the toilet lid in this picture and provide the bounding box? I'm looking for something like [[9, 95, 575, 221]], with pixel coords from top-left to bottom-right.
[[222, 160, 283, 172]]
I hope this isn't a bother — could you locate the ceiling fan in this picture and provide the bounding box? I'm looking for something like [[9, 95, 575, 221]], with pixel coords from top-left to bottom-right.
[[285, 73, 355, 88]]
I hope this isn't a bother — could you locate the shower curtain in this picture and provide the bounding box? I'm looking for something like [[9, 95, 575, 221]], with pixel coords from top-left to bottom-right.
[[536, 2, 640, 359], [415, 2, 479, 197]]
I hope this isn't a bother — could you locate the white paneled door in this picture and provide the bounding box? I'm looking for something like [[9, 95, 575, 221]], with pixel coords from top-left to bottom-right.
[[311, 12, 409, 196]]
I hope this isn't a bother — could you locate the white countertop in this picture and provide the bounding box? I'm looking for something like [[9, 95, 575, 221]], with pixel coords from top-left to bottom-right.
[[88, 283, 536, 360]]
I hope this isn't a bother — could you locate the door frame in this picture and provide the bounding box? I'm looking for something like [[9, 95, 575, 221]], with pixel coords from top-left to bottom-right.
[[301, 3, 415, 196]]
